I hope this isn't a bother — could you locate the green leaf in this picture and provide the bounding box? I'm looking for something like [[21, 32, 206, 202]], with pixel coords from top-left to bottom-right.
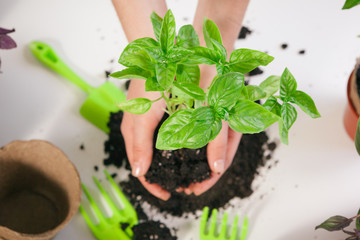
[[229, 49, 274, 74], [155, 62, 176, 90], [279, 119, 289, 145], [109, 67, 152, 80], [228, 100, 280, 133], [160, 9, 176, 53], [315, 215, 353, 231], [176, 25, 200, 48], [239, 85, 249, 100], [280, 68, 297, 99], [211, 39, 227, 62], [203, 18, 222, 49], [176, 64, 200, 85], [208, 72, 244, 110], [259, 75, 281, 97], [167, 47, 193, 63], [356, 208, 360, 230], [181, 46, 220, 65], [118, 98, 152, 114], [342, 0, 360, 9], [173, 82, 205, 100], [263, 96, 281, 116], [281, 102, 297, 130], [156, 107, 222, 150], [289, 90, 321, 118], [145, 47, 165, 61], [119, 37, 159, 67], [145, 76, 164, 91], [355, 118, 360, 155], [150, 11, 163, 41], [119, 48, 154, 70], [246, 85, 267, 101]]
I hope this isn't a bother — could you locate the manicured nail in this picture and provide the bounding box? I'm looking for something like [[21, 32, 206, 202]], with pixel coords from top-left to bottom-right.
[[132, 162, 142, 177], [213, 159, 225, 174]]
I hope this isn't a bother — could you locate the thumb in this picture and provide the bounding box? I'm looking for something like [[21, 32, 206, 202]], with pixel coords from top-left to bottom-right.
[[207, 121, 228, 174]]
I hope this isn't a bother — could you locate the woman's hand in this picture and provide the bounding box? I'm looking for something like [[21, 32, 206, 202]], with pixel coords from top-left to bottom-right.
[[121, 79, 171, 201]]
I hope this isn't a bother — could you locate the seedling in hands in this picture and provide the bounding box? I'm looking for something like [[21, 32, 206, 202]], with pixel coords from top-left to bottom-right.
[[111, 9, 320, 150]]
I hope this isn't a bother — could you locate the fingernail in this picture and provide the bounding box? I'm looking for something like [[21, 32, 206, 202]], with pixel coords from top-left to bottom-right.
[[184, 188, 192, 195], [132, 162, 142, 177], [213, 159, 225, 174]]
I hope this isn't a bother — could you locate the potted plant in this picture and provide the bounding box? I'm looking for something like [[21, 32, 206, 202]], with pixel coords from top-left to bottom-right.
[[343, 0, 360, 141], [110, 9, 320, 192], [315, 2, 360, 239], [316, 209, 360, 239]]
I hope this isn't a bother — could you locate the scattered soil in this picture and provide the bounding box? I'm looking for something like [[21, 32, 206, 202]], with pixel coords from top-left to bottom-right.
[[125, 79, 131, 90], [281, 43, 288, 49], [79, 144, 85, 150], [298, 49, 306, 55], [248, 67, 263, 76], [132, 221, 177, 240], [238, 26, 252, 39], [94, 165, 98, 171]]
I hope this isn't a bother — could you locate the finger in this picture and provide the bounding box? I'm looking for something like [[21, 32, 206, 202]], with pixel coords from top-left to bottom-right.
[[130, 117, 155, 177], [138, 176, 171, 201], [207, 121, 228, 174], [226, 128, 242, 165], [190, 172, 222, 196]]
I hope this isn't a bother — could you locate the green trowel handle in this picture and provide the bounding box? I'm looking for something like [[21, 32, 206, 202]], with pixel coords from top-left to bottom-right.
[[29, 41, 95, 94]]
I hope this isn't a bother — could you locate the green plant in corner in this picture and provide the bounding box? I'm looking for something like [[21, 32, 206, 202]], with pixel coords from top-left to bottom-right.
[[315, 208, 360, 240], [342, 0, 360, 9], [110, 9, 320, 150]]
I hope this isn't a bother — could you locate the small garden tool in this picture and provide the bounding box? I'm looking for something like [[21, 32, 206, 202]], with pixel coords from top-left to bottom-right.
[[79, 170, 138, 240], [200, 207, 248, 240], [29, 41, 126, 133]]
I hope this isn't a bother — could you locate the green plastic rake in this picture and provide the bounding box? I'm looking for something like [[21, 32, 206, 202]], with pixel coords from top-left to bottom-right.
[[79, 170, 138, 240], [200, 207, 248, 240]]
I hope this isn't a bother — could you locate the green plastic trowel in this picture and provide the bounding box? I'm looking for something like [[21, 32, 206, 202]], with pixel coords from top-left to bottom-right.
[[29, 41, 126, 133]]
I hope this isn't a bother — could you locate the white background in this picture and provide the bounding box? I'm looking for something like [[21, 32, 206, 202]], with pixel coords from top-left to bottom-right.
[[1, 0, 360, 239]]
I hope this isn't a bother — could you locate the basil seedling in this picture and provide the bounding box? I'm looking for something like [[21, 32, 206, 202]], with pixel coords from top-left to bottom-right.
[[111, 9, 320, 150]]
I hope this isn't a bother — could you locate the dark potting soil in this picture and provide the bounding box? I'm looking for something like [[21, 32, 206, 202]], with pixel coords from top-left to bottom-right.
[[103, 111, 129, 169], [356, 65, 360, 97], [248, 67, 263, 76], [298, 49, 306, 55], [103, 111, 277, 217], [120, 131, 275, 217], [132, 221, 177, 240], [281, 43, 288, 49], [238, 26, 252, 39]]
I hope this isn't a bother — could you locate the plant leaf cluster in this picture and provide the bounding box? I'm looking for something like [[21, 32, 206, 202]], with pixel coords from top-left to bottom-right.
[[0, 27, 17, 71], [316, 209, 360, 240], [111, 9, 320, 150]]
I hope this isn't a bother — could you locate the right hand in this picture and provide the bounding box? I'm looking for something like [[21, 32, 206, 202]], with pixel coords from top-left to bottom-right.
[[121, 79, 171, 201]]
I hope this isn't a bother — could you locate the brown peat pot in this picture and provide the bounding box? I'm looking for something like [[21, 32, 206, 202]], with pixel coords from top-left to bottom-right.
[[0, 140, 81, 240]]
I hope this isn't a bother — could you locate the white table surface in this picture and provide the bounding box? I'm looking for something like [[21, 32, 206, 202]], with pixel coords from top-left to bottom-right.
[[1, 0, 360, 239]]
